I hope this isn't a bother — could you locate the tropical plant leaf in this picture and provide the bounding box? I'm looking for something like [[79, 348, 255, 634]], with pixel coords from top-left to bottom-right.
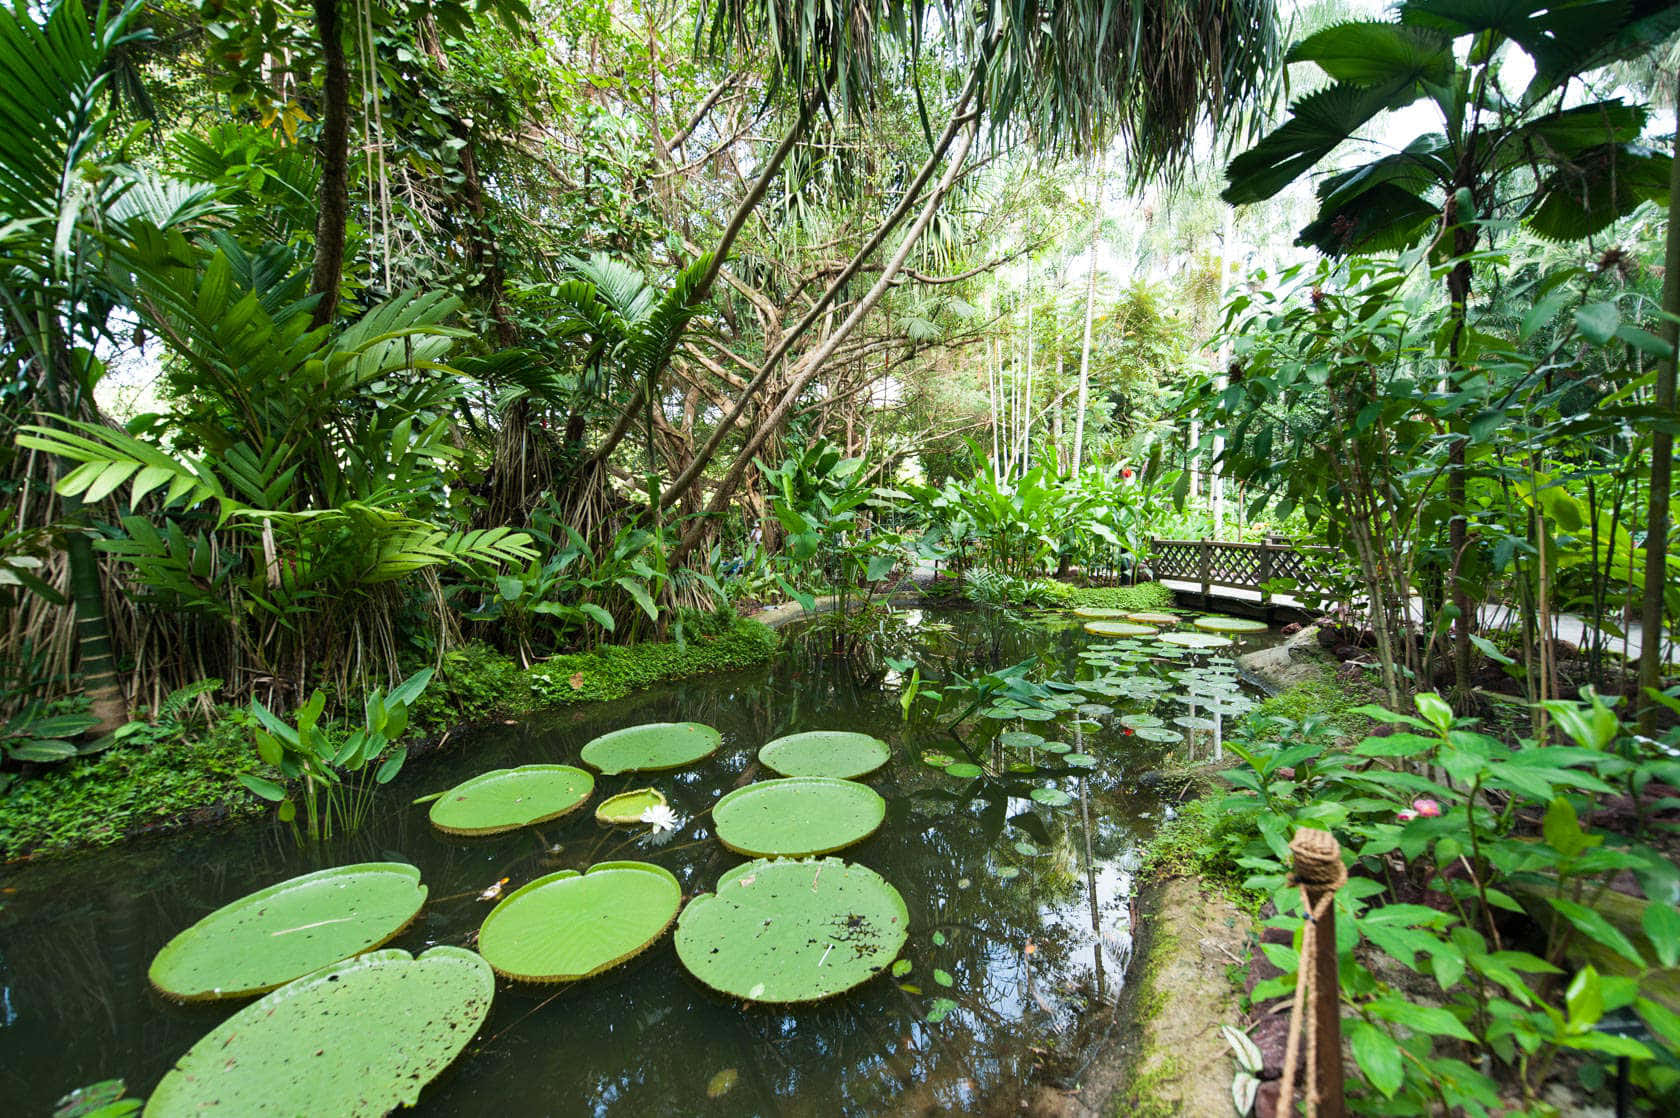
[[147, 863, 427, 1001], [427, 765, 595, 836], [758, 730, 891, 779], [146, 947, 492, 1117], [594, 787, 667, 825], [579, 721, 722, 774], [674, 857, 909, 1003], [712, 776, 887, 857], [477, 861, 681, 982]]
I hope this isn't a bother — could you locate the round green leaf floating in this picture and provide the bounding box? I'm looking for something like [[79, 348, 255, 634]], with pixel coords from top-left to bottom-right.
[[1158, 631, 1234, 650], [148, 863, 427, 1002], [713, 777, 885, 857], [922, 750, 956, 768], [1126, 612, 1180, 625], [1064, 753, 1097, 768], [759, 730, 890, 780], [944, 761, 984, 779], [595, 787, 666, 825], [1030, 786, 1073, 806], [674, 857, 909, 1003], [146, 947, 492, 1118], [1134, 725, 1184, 743], [478, 861, 680, 982], [429, 765, 594, 836], [997, 730, 1045, 748], [1194, 616, 1268, 634], [581, 721, 722, 774], [1071, 607, 1129, 619], [1084, 620, 1158, 638]]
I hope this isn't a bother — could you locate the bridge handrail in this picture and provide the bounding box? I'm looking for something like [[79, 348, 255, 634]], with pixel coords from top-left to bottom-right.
[[1149, 537, 1336, 603]]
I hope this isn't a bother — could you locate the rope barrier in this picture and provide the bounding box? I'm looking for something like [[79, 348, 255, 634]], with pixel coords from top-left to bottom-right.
[[1277, 827, 1347, 1118]]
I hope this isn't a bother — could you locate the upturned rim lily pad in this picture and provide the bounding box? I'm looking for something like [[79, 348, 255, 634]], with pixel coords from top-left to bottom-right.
[[146, 947, 492, 1118], [595, 787, 667, 825], [1125, 612, 1180, 625], [477, 861, 681, 982], [148, 863, 427, 1002], [1071, 607, 1130, 619], [712, 777, 886, 858], [580, 721, 723, 774], [1083, 620, 1158, 638], [1158, 631, 1234, 649], [1193, 616, 1269, 633], [674, 858, 909, 1003], [758, 730, 891, 780], [429, 765, 595, 836]]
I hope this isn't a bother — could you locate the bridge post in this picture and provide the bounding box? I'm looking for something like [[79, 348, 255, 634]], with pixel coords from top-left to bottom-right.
[[1259, 543, 1274, 605], [1197, 538, 1211, 605]]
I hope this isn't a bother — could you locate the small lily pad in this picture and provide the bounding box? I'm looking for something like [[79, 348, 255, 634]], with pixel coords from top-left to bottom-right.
[[759, 730, 891, 779], [1064, 753, 1098, 768], [1158, 631, 1234, 650], [429, 765, 595, 836], [674, 858, 909, 1003], [146, 947, 492, 1117], [1120, 713, 1165, 728], [998, 730, 1046, 748], [580, 721, 722, 774], [944, 761, 984, 780], [1013, 841, 1040, 857], [1042, 740, 1072, 754], [997, 866, 1021, 880], [595, 787, 667, 825], [1030, 787, 1073, 806], [148, 863, 428, 1002], [1193, 616, 1268, 634], [1134, 726, 1184, 743], [712, 777, 886, 858], [922, 751, 956, 768], [478, 861, 681, 982]]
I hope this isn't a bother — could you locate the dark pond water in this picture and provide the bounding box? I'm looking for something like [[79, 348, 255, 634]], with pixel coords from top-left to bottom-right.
[[0, 606, 1277, 1116]]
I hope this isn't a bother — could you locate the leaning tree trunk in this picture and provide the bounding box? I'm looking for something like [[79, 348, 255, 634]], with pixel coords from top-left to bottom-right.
[[308, 0, 351, 330], [1638, 77, 1680, 734], [1072, 168, 1102, 475]]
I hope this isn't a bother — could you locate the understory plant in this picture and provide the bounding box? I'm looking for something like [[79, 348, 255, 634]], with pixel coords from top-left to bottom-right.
[[1216, 691, 1680, 1113], [238, 668, 434, 842]]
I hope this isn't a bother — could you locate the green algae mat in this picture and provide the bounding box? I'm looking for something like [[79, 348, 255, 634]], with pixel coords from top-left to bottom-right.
[[148, 863, 427, 1001], [146, 946, 492, 1116], [712, 776, 885, 857], [1193, 616, 1268, 633], [428, 765, 595, 836], [580, 721, 722, 774], [477, 861, 681, 982], [758, 730, 890, 779], [675, 858, 908, 1003], [594, 787, 667, 824]]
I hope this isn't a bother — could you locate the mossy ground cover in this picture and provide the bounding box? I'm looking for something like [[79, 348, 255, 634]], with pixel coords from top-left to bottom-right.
[[2, 616, 778, 861], [1057, 582, 1176, 613]]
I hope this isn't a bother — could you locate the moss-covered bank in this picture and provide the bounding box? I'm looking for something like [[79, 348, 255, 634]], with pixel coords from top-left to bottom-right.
[[0, 616, 778, 860]]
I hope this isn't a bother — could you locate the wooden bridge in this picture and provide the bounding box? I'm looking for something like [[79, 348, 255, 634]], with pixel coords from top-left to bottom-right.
[[1148, 537, 1333, 609]]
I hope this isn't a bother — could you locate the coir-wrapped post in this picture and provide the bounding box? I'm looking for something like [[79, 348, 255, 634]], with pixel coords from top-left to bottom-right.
[[1277, 826, 1346, 1118]]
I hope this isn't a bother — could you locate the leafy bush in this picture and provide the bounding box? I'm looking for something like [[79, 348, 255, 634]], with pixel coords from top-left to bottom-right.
[[1211, 691, 1680, 1112], [1061, 582, 1175, 612], [527, 615, 776, 707]]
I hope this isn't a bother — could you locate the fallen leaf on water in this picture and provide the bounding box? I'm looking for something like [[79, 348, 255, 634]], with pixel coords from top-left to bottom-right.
[[478, 877, 509, 901], [569, 672, 585, 690]]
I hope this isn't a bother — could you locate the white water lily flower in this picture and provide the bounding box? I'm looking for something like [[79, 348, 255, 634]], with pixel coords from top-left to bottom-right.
[[640, 804, 680, 834]]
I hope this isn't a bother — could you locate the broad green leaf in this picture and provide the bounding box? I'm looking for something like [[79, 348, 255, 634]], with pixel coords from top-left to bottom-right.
[[478, 862, 680, 982]]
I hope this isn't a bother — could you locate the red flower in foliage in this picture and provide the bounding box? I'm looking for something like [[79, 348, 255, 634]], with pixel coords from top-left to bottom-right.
[[1121, 468, 1134, 480]]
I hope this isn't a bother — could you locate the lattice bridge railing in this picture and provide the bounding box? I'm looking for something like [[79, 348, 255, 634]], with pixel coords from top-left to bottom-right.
[[1150, 538, 1335, 602]]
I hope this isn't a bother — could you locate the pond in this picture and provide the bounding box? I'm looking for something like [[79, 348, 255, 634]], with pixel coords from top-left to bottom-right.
[[0, 606, 1279, 1116]]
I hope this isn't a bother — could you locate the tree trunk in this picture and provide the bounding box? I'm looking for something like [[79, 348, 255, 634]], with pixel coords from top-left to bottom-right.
[[1638, 78, 1680, 733], [1072, 168, 1102, 474], [308, 0, 351, 330]]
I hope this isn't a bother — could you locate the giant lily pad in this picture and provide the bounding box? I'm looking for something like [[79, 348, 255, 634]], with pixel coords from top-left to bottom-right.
[[477, 861, 681, 982], [146, 947, 492, 1117], [429, 765, 594, 836], [1071, 607, 1129, 619], [674, 858, 908, 1003], [712, 777, 885, 857], [148, 863, 427, 1002], [1126, 612, 1180, 625], [1193, 616, 1268, 634], [759, 730, 890, 779], [595, 787, 666, 825], [580, 721, 722, 774], [1158, 631, 1234, 649], [1083, 620, 1158, 638]]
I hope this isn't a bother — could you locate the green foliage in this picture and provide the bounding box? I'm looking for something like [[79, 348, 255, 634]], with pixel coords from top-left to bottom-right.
[[1254, 672, 1378, 741], [238, 669, 434, 842], [526, 615, 778, 707], [0, 712, 271, 858], [1059, 582, 1175, 612], [1208, 690, 1680, 1112]]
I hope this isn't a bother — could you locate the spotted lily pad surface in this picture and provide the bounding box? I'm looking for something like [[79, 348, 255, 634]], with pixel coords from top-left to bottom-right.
[[1083, 620, 1158, 637], [478, 861, 681, 982], [580, 721, 722, 774], [595, 787, 667, 825], [1193, 616, 1269, 634], [148, 863, 427, 1001], [1158, 630, 1234, 649], [674, 858, 908, 1003], [712, 777, 886, 857], [429, 765, 594, 836], [146, 947, 492, 1117], [758, 730, 890, 779]]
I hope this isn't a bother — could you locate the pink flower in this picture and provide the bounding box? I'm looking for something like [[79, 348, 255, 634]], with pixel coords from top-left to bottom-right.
[[1396, 809, 1419, 823], [1121, 468, 1135, 479], [1412, 798, 1442, 818]]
